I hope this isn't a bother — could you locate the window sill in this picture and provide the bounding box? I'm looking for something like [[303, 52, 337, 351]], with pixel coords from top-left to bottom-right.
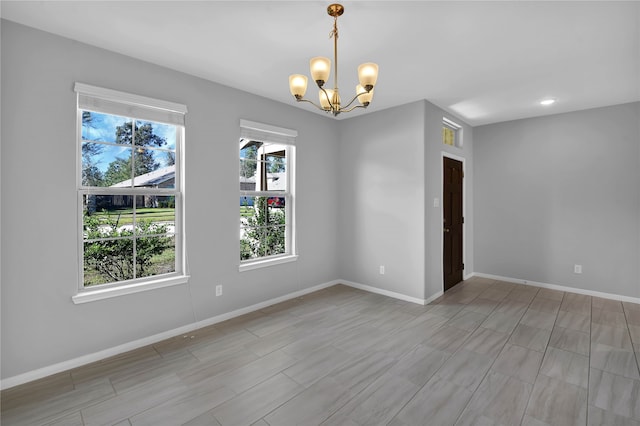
[[72, 275, 190, 304], [239, 255, 298, 272]]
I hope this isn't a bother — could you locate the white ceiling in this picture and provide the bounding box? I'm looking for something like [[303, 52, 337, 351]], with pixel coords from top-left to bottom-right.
[[2, 1, 639, 125]]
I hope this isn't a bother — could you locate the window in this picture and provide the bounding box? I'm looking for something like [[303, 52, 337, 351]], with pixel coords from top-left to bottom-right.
[[239, 120, 296, 270], [74, 83, 187, 302], [443, 117, 462, 148]]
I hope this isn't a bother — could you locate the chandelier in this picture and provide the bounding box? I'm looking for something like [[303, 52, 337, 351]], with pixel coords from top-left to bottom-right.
[[288, 3, 379, 117]]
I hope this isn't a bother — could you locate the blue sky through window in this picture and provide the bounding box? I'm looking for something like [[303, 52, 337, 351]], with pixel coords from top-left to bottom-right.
[[82, 111, 176, 174]]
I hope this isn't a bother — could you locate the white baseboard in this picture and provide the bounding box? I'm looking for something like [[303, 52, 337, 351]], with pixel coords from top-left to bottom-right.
[[339, 280, 430, 305], [0, 279, 340, 391], [424, 290, 444, 305], [472, 272, 640, 304]]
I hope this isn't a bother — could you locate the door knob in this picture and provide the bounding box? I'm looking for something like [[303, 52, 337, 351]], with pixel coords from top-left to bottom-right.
[[444, 228, 450, 233]]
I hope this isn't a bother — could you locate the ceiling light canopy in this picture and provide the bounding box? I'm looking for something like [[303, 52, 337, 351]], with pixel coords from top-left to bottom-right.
[[289, 3, 379, 117]]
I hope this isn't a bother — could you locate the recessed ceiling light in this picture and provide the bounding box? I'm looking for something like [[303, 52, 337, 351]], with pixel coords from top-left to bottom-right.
[[540, 98, 556, 106]]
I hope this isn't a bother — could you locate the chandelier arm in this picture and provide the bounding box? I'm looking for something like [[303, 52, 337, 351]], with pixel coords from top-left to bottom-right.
[[341, 104, 368, 113], [295, 97, 330, 112], [341, 89, 372, 109]]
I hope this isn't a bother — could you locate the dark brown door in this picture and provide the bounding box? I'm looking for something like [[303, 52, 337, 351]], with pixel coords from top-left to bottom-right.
[[443, 157, 464, 291]]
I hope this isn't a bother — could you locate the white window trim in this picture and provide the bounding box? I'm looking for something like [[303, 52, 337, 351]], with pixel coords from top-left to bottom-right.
[[72, 275, 190, 304], [74, 83, 188, 303], [239, 120, 297, 271], [238, 254, 299, 272]]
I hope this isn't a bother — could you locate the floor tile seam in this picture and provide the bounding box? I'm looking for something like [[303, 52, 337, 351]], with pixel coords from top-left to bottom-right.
[[450, 346, 529, 426], [381, 368, 449, 426], [70, 381, 122, 423], [176, 349, 266, 388], [150, 342, 166, 360], [533, 293, 564, 303], [622, 304, 640, 378], [558, 306, 591, 316], [3, 402, 85, 426], [279, 369, 312, 390], [259, 388, 307, 426], [119, 381, 238, 424], [587, 367, 640, 423], [0, 377, 116, 425], [510, 314, 556, 355], [220, 350, 301, 390], [85, 374, 194, 424], [318, 367, 421, 426], [519, 290, 571, 426], [205, 377, 293, 426], [44, 410, 86, 426], [0, 382, 68, 405], [589, 315, 640, 377], [184, 344, 237, 364], [80, 388, 158, 425], [586, 295, 596, 426], [405, 331, 464, 382], [449, 289, 542, 426], [262, 361, 392, 426], [378, 310, 482, 426], [118, 352, 196, 385], [119, 380, 221, 426], [245, 323, 299, 340], [589, 364, 640, 383]]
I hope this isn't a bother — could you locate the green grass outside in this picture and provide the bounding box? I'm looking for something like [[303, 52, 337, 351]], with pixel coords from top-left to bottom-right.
[[240, 206, 255, 218], [92, 208, 175, 225]]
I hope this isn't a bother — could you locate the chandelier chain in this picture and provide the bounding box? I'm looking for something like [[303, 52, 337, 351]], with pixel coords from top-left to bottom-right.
[[329, 17, 338, 39]]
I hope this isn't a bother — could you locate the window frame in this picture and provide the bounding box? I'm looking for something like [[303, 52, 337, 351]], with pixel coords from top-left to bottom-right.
[[73, 83, 188, 304], [239, 120, 297, 271], [443, 117, 463, 148]]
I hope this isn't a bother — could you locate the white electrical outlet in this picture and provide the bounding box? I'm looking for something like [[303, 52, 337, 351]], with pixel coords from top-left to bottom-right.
[[574, 265, 582, 274], [379, 265, 385, 275], [216, 285, 223, 296]]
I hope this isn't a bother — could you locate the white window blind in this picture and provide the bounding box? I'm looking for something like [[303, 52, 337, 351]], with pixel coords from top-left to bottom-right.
[[75, 82, 187, 126], [240, 119, 297, 145]]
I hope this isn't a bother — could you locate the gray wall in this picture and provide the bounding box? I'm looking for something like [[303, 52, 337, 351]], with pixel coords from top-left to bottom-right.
[[474, 103, 640, 298], [1, 20, 338, 379], [336, 100, 474, 300], [337, 101, 427, 299]]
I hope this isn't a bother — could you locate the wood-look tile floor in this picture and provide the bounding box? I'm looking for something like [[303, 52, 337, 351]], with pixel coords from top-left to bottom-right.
[[3, 277, 640, 426]]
